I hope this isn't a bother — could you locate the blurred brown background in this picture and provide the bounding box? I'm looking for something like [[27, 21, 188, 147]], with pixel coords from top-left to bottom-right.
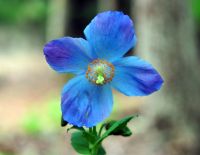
[[0, 0, 200, 155]]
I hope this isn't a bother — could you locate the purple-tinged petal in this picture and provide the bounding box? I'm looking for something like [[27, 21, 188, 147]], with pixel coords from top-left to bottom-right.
[[43, 37, 93, 74], [111, 56, 163, 96], [61, 75, 113, 127], [84, 11, 137, 61]]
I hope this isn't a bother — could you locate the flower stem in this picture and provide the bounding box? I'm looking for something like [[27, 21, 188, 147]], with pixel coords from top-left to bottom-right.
[[91, 146, 98, 155], [89, 127, 93, 133], [88, 126, 99, 155], [93, 126, 97, 136], [98, 124, 105, 137]]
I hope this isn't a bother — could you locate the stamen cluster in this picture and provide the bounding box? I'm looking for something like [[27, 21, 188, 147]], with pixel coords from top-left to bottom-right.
[[86, 59, 114, 85]]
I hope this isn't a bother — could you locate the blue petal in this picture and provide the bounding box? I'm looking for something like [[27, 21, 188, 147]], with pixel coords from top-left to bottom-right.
[[61, 75, 113, 127], [111, 56, 163, 96], [43, 37, 94, 74], [84, 11, 137, 61]]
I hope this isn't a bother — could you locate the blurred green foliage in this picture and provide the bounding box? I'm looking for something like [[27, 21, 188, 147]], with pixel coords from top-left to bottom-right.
[[22, 112, 43, 135], [0, 152, 12, 155], [21, 97, 61, 135], [191, 0, 200, 22], [47, 98, 61, 124], [0, 0, 47, 24]]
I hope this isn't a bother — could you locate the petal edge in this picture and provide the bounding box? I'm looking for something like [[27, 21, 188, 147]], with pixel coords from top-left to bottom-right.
[[84, 11, 137, 61], [111, 56, 163, 96], [43, 37, 92, 74]]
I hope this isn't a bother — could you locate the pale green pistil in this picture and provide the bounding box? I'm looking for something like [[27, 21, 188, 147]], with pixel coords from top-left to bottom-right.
[[96, 74, 105, 84], [95, 66, 105, 85]]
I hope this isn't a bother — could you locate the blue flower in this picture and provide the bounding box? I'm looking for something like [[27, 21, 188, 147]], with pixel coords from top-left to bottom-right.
[[43, 11, 163, 127]]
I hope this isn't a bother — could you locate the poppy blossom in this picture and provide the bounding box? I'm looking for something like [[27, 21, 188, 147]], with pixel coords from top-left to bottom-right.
[[43, 11, 163, 127]]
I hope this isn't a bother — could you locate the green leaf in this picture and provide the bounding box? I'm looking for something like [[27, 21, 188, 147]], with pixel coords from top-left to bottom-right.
[[71, 131, 103, 155], [67, 126, 85, 132], [105, 120, 132, 137], [71, 131, 90, 155], [120, 127, 132, 137], [94, 115, 137, 147], [97, 145, 106, 155], [83, 131, 97, 143]]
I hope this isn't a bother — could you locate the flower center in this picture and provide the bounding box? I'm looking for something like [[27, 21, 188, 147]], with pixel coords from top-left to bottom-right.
[[86, 59, 115, 85]]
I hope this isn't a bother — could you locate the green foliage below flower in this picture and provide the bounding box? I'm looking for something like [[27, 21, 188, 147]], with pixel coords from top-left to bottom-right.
[[105, 120, 132, 137], [69, 115, 137, 155]]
